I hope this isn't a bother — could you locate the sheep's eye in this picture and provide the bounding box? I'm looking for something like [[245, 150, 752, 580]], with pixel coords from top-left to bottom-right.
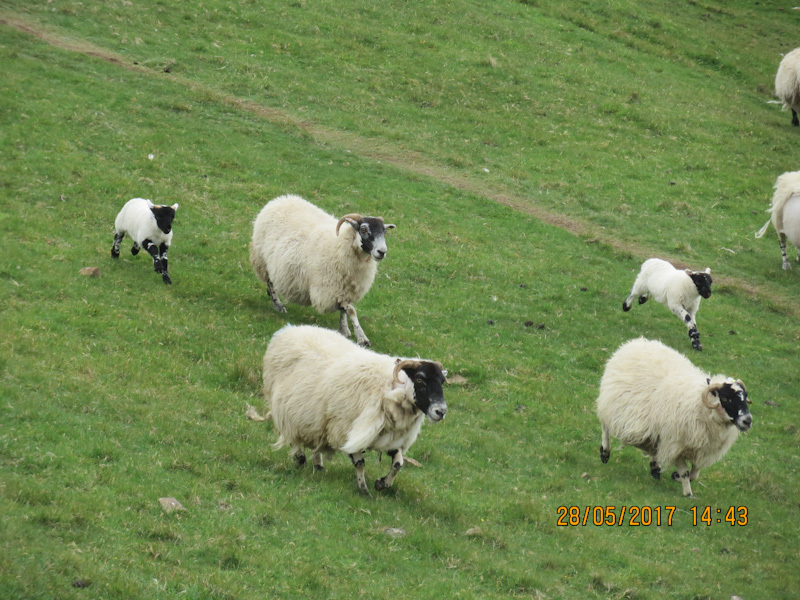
[[415, 376, 425, 384]]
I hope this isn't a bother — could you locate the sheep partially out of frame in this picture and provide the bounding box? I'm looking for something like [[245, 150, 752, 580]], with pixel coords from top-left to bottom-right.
[[111, 198, 179, 285], [755, 170, 800, 270], [250, 195, 394, 347], [775, 47, 800, 127], [597, 337, 752, 497], [262, 324, 447, 495], [622, 258, 712, 351]]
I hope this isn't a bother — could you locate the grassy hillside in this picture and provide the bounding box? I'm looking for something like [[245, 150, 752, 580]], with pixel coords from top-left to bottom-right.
[[1, 1, 798, 598]]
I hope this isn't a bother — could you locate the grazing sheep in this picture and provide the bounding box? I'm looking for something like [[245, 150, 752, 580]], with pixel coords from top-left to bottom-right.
[[622, 258, 712, 351], [597, 338, 752, 497], [111, 198, 179, 285], [250, 194, 395, 347], [775, 47, 800, 127], [755, 170, 800, 270], [262, 324, 447, 495]]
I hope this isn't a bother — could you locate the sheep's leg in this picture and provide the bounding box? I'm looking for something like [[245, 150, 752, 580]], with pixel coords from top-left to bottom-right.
[[342, 302, 370, 347], [779, 232, 792, 270], [142, 239, 165, 273], [671, 459, 693, 496], [111, 232, 124, 258], [689, 464, 700, 481], [600, 425, 610, 463], [792, 108, 799, 127], [349, 451, 371, 496], [292, 447, 307, 467], [673, 306, 702, 351], [158, 242, 172, 285], [312, 451, 324, 471], [649, 457, 661, 480], [266, 278, 287, 313], [375, 449, 403, 491], [338, 308, 351, 338]]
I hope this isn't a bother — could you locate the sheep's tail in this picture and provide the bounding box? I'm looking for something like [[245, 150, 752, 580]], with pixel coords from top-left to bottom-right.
[[754, 219, 771, 239]]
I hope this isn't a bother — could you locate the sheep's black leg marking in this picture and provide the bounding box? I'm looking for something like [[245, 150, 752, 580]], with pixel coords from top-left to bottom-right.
[[111, 232, 124, 258], [638, 295, 648, 305], [649, 459, 661, 480], [266, 277, 287, 313], [375, 449, 403, 491], [779, 232, 792, 270], [142, 239, 167, 278], [158, 242, 172, 285], [792, 108, 799, 127], [349, 452, 370, 495], [672, 460, 693, 496], [689, 325, 702, 351], [131, 241, 140, 255], [292, 450, 307, 467]]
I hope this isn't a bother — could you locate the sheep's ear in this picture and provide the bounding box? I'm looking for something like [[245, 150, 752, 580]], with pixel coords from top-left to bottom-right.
[[684, 268, 693, 275], [171, 203, 179, 211], [385, 223, 396, 231], [704, 267, 711, 274]]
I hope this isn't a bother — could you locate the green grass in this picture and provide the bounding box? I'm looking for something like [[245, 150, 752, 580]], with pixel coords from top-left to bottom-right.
[[1, 1, 799, 598]]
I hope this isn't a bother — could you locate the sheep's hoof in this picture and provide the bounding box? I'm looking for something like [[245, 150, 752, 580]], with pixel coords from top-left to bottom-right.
[[650, 463, 661, 480], [111, 249, 119, 259], [162, 273, 172, 285], [622, 302, 631, 312], [358, 338, 371, 348], [374, 478, 389, 491], [358, 483, 372, 497], [313, 465, 324, 472], [600, 446, 610, 463], [131, 246, 140, 255], [293, 454, 307, 467], [692, 341, 702, 351], [638, 295, 648, 305], [272, 302, 287, 313], [782, 261, 792, 271]]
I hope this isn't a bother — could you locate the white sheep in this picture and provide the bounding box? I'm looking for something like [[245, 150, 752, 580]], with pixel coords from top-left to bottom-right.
[[250, 194, 395, 347], [775, 47, 800, 127], [111, 198, 179, 285], [597, 338, 752, 497], [622, 258, 712, 351], [755, 170, 800, 270], [262, 324, 447, 495]]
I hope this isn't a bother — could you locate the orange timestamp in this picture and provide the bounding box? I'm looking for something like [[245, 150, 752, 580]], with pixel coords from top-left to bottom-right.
[[556, 505, 749, 527]]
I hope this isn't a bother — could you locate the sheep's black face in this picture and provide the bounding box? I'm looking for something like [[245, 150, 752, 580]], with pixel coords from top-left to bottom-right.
[[151, 205, 177, 235], [718, 382, 752, 431], [357, 217, 395, 261], [689, 271, 713, 299], [403, 361, 447, 423]]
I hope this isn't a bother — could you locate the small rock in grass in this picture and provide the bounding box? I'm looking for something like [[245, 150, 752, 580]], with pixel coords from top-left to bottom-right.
[[381, 527, 406, 538], [79, 267, 100, 278], [158, 497, 185, 513]]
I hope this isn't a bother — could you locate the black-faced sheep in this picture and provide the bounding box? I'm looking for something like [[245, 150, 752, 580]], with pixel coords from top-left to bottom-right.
[[597, 338, 752, 497], [775, 47, 800, 127], [111, 198, 179, 285], [622, 258, 712, 351], [250, 194, 395, 347], [755, 170, 800, 270], [262, 324, 447, 495]]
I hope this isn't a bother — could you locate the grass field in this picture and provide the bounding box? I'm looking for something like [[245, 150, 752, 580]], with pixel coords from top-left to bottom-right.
[[1, 1, 799, 598]]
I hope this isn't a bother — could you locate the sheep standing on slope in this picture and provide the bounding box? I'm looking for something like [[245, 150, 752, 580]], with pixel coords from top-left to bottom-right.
[[111, 198, 179, 285], [775, 47, 800, 127], [262, 324, 447, 495], [597, 338, 752, 497], [622, 258, 712, 351], [250, 195, 395, 347], [755, 170, 800, 270]]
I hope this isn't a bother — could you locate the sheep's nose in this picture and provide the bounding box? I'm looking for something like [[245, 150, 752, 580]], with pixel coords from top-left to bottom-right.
[[375, 249, 386, 260], [434, 406, 447, 420]]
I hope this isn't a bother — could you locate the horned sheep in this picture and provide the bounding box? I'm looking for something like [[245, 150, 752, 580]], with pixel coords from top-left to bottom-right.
[[597, 337, 752, 497], [775, 47, 800, 127], [111, 198, 179, 285], [262, 324, 447, 495], [250, 194, 395, 347], [755, 170, 800, 270], [622, 258, 712, 351]]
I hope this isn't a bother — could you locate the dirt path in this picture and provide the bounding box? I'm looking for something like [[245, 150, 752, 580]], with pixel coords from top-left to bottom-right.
[[2, 11, 796, 318]]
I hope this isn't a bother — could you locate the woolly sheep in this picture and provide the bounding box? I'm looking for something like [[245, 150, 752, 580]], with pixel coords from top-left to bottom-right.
[[111, 198, 179, 285], [755, 170, 800, 270], [597, 338, 752, 497], [622, 258, 712, 351], [262, 324, 447, 495], [775, 47, 800, 127], [250, 194, 395, 347]]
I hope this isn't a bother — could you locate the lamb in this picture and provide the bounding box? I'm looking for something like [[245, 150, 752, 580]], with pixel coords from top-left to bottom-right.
[[775, 47, 800, 127], [250, 194, 395, 347], [622, 258, 712, 351], [597, 337, 752, 497], [261, 324, 447, 495], [111, 198, 179, 285], [755, 170, 800, 270]]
